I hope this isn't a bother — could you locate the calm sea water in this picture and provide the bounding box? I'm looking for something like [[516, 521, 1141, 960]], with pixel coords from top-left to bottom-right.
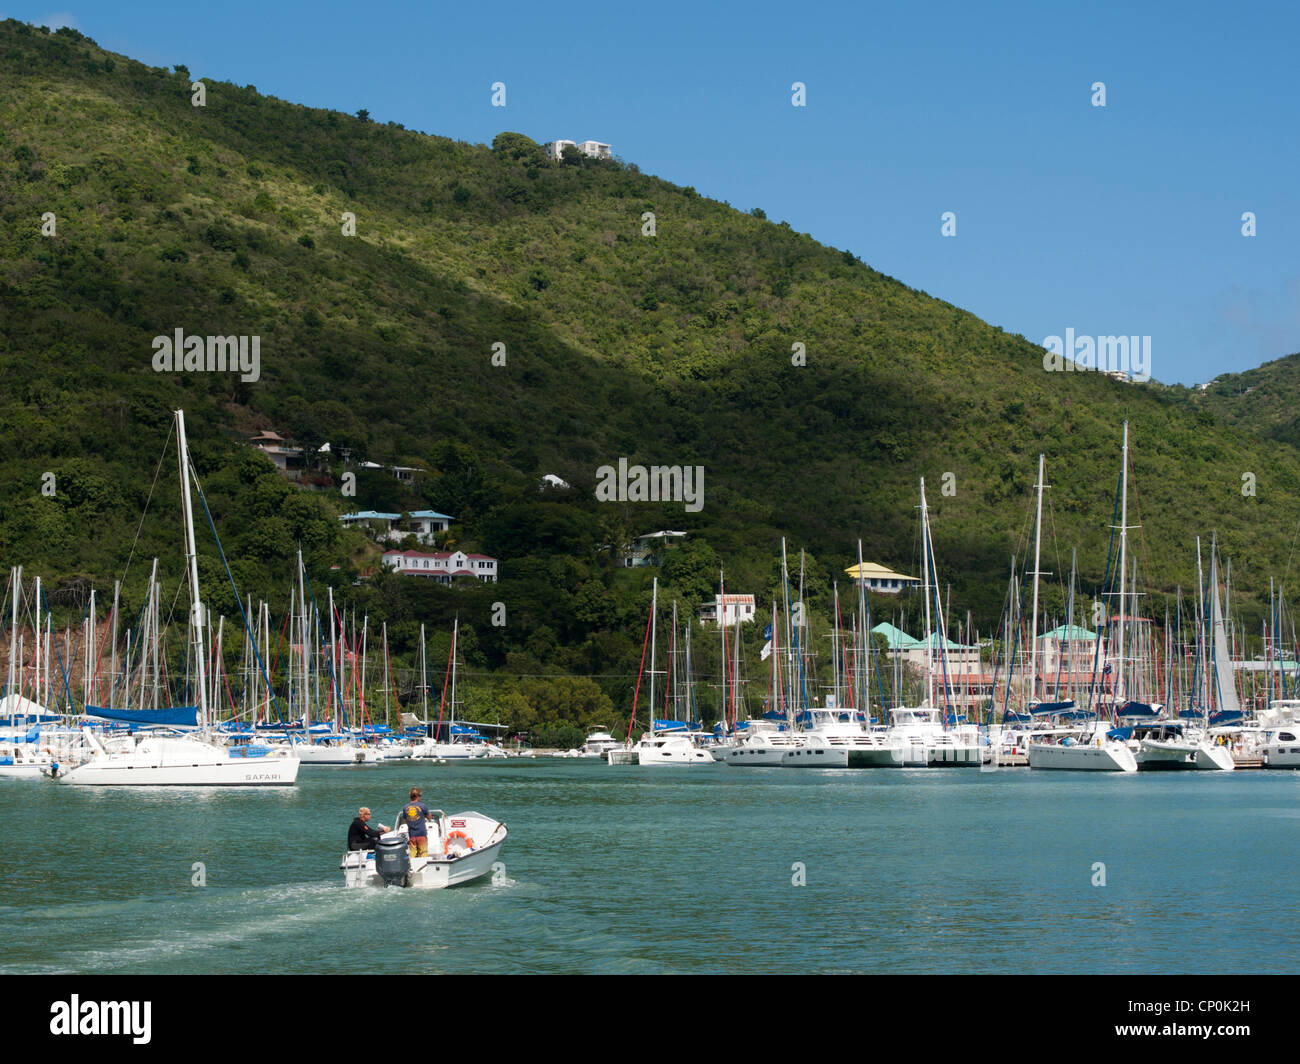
[[2, 761, 1296, 974]]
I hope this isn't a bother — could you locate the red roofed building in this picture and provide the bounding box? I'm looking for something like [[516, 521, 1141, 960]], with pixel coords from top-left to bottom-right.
[[381, 549, 498, 584]]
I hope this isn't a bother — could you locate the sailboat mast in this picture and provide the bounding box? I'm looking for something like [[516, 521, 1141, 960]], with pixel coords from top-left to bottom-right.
[[920, 479, 934, 706], [648, 578, 658, 735], [449, 616, 458, 729], [176, 410, 209, 729], [856, 541, 869, 719], [1195, 536, 1207, 715], [7, 566, 20, 703], [34, 577, 41, 707], [1029, 454, 1045, 704], [1115, 423, 1129, 706], [781, 539, 793, 721]]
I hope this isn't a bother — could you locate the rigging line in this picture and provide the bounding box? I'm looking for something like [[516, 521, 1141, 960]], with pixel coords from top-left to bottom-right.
[[118, 419, 175, 590], [187, 450, 288, 723]]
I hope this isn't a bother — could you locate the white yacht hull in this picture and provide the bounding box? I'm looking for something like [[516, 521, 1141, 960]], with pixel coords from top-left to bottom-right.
[[59, 732, 300, 786], [293, 743, 383, 766], [1194, 744, 1235, 771], [726, 745, 787, 766], [1028, 741, 1138, 772], [0, 762, 48, 779], [1137, 739, 1233, 771], [1263, 744, 1300, 768], [60, 756, 299, 785], [411, 741, 485, 760], [924, 741, 982, 767], [781, 742, 849, 767]]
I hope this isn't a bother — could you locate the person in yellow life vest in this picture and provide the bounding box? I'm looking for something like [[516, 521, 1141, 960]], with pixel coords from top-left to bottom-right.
[[398, 786, 432, 857]]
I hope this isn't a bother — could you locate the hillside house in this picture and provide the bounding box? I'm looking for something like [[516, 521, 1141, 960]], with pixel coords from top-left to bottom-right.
[[623, 530, 686, 568], [381, 550, 498, 584], [843, 562, 921, 595], [699, 594, 757, 626], [249, 430, 303, 473]]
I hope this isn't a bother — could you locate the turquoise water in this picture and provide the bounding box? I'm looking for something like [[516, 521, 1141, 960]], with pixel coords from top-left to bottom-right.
[[2, 761, 1297, 973]]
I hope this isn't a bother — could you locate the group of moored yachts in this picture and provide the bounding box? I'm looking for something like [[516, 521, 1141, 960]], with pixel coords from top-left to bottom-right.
[[577, 697, 1300, 772], [585, 430, 1300, 774], [0, 709, 529, 786], [0, 410, 532, 788]]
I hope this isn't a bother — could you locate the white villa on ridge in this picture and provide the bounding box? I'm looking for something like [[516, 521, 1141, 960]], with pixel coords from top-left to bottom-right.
[[382, 550, 498, 584], [546, 139, 612, 161], [699, 594, 757, 627]]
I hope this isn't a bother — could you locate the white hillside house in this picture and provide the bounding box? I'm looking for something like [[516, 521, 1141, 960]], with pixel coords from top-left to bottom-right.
[[843, 562, 921, 595], [546, 139, 612, 161], [382, 550, 498, 584], [699, 594, 757, 626]]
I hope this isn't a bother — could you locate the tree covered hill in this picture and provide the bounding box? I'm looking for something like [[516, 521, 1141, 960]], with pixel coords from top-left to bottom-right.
[[2, 21, 1299, 728], [1170, 352, 1300, 451]]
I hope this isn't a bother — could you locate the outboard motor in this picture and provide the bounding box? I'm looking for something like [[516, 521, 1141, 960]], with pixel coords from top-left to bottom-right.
[[373, 836, 412, 887]]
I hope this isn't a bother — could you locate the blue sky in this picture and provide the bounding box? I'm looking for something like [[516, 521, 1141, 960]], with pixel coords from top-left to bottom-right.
[[13, 1, 1299, 385]]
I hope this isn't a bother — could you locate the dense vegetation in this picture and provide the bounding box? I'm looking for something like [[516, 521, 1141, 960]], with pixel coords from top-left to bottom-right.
[[2, 21, 1299, 735]]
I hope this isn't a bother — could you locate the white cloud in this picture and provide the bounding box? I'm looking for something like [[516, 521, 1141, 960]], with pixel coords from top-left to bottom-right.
[[40, 12, 79, 30]]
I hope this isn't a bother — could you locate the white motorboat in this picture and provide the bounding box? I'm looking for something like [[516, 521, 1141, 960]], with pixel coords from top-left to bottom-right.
[[0, 739, 53, 779], [58, 727, 300, 785], [341, 809, 506, 889], [580, 728, 622, 758]]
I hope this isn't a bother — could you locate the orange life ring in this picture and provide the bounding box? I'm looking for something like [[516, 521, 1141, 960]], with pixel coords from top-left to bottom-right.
[[443, 830, 473, 855]]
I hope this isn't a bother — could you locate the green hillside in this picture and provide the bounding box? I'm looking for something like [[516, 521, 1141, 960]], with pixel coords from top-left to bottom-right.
[[1173, 353, 1300, 449], [2, 21, 1298, 730]]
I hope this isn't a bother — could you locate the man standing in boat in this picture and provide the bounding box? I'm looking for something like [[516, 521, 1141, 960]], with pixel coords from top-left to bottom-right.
[[398, 787, 432, 857], [347, 807, 389, 851]]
